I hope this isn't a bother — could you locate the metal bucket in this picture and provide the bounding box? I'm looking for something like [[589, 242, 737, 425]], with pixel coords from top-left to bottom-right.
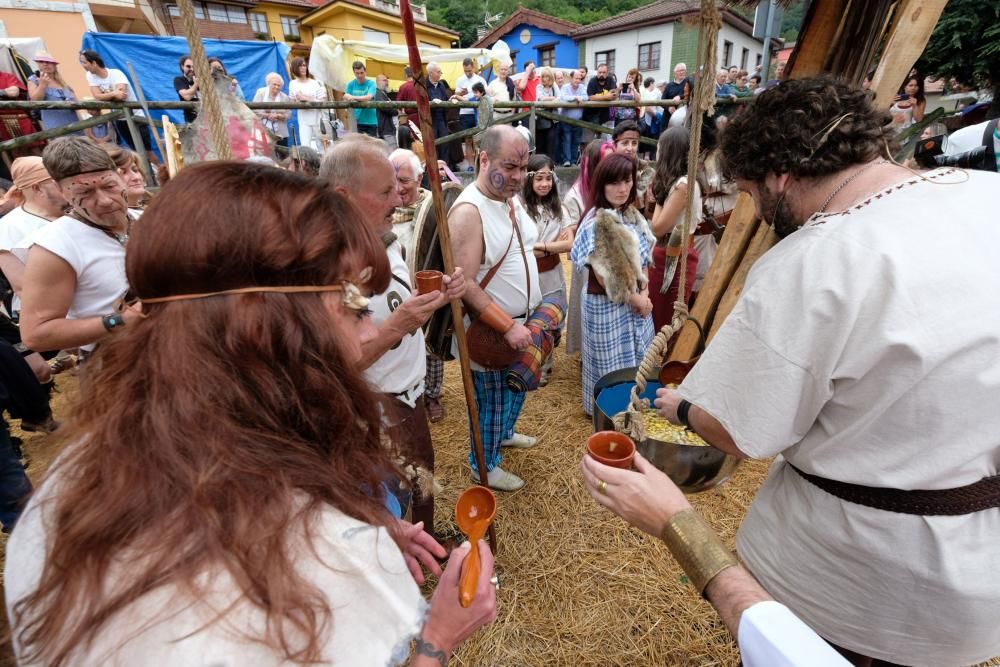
[[593, 367, 740, 493]]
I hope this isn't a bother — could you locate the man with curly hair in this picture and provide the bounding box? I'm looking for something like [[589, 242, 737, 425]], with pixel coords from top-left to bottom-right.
[[650, 76, 1000, 665]]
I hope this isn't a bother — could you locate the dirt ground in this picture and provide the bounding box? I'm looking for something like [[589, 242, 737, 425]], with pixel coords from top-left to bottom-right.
[[3, 357, 998, 666]]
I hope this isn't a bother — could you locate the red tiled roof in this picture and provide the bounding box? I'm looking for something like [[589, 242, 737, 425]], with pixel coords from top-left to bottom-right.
[[472, 6, 581, 48]]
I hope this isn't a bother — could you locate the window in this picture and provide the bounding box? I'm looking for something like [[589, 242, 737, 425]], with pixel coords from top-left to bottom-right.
[[722, 40, 733, 67], [363, 27, 390, 43], [756, 53, 762, 67], [206, 3, 227, 21], [167, 3, 204, 18], [741, 47, 749, 70], [226, 5, 246, 23], [594, 50, 615, 73], [280, 15, 300, 40], [249, 11, 267, 33], [538, 46, 555, 68], [637, 42, 660, 71]]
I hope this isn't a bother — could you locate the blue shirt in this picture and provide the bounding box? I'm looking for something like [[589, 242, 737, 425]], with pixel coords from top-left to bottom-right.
[[345, 78, 378, 126], [559, 83, 589, 119]]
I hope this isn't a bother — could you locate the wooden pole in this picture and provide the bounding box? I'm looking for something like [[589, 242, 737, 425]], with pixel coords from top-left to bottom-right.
[[125, 61, 167, 160], [870, 0, 949, 109], [0, 110, 124, 153], [121, 108, 154, 183], [399, 0, 496, 551]]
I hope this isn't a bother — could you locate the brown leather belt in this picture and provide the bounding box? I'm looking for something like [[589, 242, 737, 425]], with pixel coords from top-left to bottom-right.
[[586, 268, 606, 295], [536, 253, 561, 273], [789, 463, 1000, 516]]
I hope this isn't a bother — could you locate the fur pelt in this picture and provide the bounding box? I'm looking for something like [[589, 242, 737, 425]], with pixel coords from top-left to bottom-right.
[[589, 208, 649, 304]]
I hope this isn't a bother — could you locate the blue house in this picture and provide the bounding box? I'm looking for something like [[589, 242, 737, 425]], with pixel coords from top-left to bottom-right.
[[472, 7, 580, 74]]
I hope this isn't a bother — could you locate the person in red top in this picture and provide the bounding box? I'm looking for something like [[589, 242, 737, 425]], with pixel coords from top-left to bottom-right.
[[396, 66, 420, 133], [516, 61, 539, 103], [0, 72, 26, 99]]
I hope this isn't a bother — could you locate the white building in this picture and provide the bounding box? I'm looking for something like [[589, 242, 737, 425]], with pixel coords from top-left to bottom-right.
[[572, 0, 781, 84]]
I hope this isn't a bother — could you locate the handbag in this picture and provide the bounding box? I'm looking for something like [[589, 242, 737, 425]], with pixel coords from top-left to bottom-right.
[[466, 207, 532, 370]]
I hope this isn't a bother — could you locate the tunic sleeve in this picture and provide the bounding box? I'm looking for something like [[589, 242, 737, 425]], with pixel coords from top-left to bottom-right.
[[570, 211, 596, 271], [678, 237, 846, 459]]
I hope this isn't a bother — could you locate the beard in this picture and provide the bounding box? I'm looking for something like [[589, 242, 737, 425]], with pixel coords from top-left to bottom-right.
[[758, 184, 801, 239]]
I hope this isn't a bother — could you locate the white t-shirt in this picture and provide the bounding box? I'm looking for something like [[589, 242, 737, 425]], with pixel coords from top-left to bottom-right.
[[364, 241, 427, 407], [0, 206, 51, 313], [5, 461, 425, 665], [486, 78, 511, 114], [452, 183, 541, 371], [14, 216, 127, 347], [680, 168, 1000, 666], [455, 74, 487, 115], [86, 68, 143, 116]]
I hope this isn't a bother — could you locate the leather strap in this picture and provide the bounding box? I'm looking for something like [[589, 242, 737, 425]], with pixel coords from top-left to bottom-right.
[[536, 253, 561, 272], [475, 202, 532, 316], [789, 463, 1000, 516]]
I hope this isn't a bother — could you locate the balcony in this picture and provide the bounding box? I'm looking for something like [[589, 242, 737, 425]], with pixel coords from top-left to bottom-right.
[[368, 0, 426, 21]]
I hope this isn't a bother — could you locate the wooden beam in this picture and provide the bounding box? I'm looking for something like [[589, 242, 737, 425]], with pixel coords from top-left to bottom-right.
[[784, 0, 850, 78], [871, 0, 950, 109], [668, 194, 760, 362], [708, 222, 778, 343]]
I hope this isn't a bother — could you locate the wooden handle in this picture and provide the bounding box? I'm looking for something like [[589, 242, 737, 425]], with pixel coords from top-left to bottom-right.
[[458, 539, 481, 608]]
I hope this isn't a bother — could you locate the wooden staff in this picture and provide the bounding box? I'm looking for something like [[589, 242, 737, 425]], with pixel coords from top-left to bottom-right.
[[399, 0, 497, 552]]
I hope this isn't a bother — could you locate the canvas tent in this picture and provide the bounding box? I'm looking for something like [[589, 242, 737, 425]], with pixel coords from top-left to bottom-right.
[[308, 35, 512, 91]]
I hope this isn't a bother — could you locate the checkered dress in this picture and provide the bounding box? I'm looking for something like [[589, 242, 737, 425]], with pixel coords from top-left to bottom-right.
[[571, 207, 655, 415]]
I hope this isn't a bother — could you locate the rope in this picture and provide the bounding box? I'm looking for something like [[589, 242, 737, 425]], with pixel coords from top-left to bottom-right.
[[177, 0, 232, 161], [613, 0, 721, 443]]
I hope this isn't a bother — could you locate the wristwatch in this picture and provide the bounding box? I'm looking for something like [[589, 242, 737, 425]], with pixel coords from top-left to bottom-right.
[[102, 313, 126, 331]]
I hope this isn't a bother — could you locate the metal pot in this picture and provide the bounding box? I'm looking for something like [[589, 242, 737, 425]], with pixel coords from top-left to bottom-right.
[[592, 367, 740, 493]]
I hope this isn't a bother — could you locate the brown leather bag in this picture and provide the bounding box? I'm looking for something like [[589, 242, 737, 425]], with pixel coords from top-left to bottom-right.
[[466, 207, 531, 370]]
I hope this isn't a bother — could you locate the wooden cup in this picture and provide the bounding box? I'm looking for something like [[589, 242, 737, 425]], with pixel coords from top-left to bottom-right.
[[415, 270, 444, 295], [586, 431, 636, 469]]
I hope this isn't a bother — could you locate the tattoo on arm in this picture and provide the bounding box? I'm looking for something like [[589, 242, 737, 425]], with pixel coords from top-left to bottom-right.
[[414, 637, 448, 666]]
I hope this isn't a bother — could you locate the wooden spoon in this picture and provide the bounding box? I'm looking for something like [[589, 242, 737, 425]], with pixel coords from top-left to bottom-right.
[[454, 486, 497, 608]]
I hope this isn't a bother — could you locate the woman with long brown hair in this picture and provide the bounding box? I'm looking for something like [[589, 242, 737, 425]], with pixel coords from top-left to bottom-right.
[[5, 162, 496, 665], [570, 153, 655, 416]]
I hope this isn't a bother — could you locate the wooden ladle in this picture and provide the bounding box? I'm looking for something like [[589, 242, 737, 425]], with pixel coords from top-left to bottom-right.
[[454, 485, 497, 608]]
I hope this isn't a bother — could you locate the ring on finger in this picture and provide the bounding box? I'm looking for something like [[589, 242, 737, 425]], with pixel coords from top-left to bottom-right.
[[490, 575, 500, 590], [598, 479, 608, 495]]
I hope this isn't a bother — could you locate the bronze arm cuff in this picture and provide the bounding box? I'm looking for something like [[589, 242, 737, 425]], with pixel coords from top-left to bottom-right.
[[660, 509, 738, 595], [477, 301, 515, 334]]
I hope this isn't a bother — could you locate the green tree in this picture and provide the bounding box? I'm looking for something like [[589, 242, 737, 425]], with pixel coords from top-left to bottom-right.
[[918, 0, 1000, 118]]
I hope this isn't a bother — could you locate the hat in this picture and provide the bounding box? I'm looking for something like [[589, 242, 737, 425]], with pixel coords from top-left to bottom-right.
[[1, 157, 52, 205], [32, 51, 59, 65]]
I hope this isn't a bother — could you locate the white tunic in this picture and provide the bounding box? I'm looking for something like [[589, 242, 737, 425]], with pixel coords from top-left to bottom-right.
[[680, 168, 1000, 666], [0, 206, 51, 313], [5, 461, 425, 666], [452, 183, 541, 371], [364, 241, 426, 408], [14, 216, 127, 351]]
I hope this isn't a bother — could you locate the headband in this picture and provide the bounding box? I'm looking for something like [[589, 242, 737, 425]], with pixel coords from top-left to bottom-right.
[[141, 281, 370, 311]]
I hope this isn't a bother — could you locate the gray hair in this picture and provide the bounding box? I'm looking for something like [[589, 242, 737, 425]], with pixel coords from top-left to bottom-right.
[[42, 136, 116, 181], [427, 62, 441, 73], [389, 148, 423, 177], [265, 72, 284, 85], [319, 134, 390, 188]]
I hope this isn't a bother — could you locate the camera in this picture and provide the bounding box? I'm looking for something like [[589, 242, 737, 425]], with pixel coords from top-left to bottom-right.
[[914, 120, 998, 173]]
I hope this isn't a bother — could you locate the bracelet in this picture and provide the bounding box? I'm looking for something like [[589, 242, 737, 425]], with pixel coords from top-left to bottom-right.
[[660, 509, 738, 596], [101, 313, 125, 331], [676, 399, 692, 428], [477, 301, 515, 334]]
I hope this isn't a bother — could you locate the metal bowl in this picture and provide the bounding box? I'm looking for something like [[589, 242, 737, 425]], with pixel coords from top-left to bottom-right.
[[593, 367, 740, 493]]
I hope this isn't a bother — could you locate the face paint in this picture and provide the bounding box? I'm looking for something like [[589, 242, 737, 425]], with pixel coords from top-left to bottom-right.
[[60, 170, 129, 230], [488, 168, 506, 193]]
